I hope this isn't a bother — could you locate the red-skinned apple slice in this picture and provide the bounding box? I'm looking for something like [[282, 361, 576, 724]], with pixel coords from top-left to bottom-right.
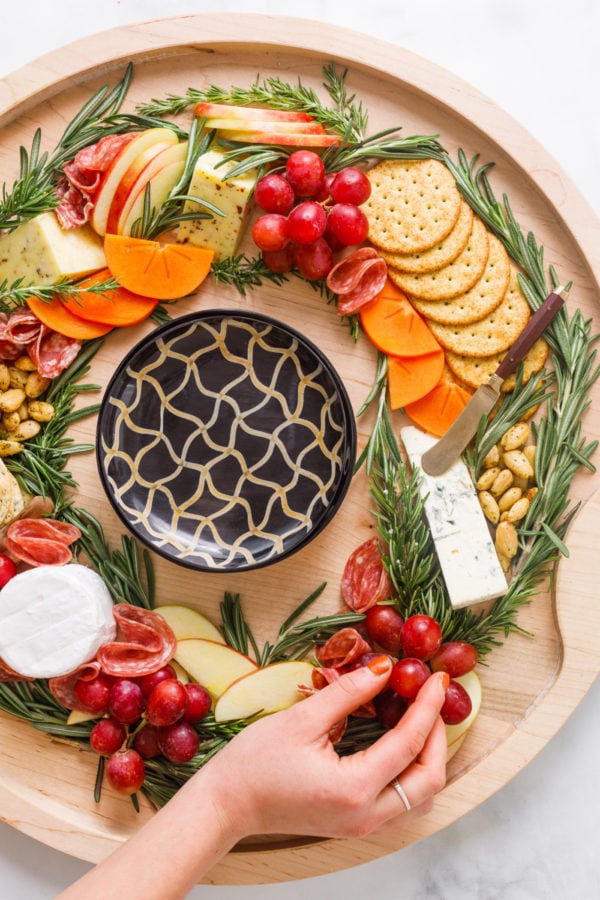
[[445, 670, 482, 760], [105, 136, 178, 234], [173, 638, 258, 699], [156, 605, 225, 644], [214, 661, 314, 722], [206, 118, 326, 134], [91, 128, 179, 236], [118, 142, 188, 236], [195, 101, 315, 122], [225, 130, 340, 147]]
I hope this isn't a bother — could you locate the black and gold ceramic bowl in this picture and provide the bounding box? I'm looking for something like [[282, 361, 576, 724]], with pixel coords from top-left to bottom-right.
[[97, 310, 356, 572]]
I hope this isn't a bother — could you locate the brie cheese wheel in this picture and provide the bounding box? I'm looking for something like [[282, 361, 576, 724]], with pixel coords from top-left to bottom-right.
[[0, 564, 116, 678]]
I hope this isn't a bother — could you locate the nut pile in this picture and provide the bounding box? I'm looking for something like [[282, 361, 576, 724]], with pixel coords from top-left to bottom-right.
[[0, 356, 55, 457], [476, 421, 538, 572]]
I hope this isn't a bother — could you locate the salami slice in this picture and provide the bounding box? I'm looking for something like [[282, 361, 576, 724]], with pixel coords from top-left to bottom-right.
[[336, 258, 388, 315], [341, 537, 394, 613], [326, 247, 380, 294], [0, 657, 34, 683], [97, 605, 177, 678], [6, 518, 80, 567], [3, 308, 43, 345], [48, 661, 102, 710], [28, 327, 81, 378], [317, 627, 372, 669]]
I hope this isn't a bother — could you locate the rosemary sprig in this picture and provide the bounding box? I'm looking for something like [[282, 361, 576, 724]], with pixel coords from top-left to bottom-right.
[[210, 252, 291, 296], [0, 273, 120, 314]]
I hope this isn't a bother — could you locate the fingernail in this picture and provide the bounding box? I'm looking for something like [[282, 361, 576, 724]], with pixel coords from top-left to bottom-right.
[[367, 654, 392, 675], [439, 672, 450, 691]]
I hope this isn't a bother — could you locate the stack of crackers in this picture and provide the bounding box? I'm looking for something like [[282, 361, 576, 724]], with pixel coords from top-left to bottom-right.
[[0, 458, 24, 529], [362, 159, 548, 393]]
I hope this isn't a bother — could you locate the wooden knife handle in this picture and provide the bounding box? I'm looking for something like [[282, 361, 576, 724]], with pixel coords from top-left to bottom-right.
[[494, 287, 566, 381]]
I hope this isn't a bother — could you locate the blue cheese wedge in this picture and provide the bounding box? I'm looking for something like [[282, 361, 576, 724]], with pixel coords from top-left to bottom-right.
[[0, 211, 106, 286], [177, 149, 257, 260], [0, 564, 116, 678], [401, 425, 507, 609]]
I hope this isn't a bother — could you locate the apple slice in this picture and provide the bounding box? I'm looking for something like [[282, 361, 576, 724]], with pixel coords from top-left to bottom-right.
[[91, 128, 180, 236], [195, 102, 315, 123], [156, 605, 225, 644], [66, 708, 99, 726], [445, 670, 482, 760], [224, 130, 340, 147], [105, 136, 179, 234], [206, 118, 327, 135], [214, 660, 314, 723], [118, 142, 188, 236], [174, 638, 257, 699]]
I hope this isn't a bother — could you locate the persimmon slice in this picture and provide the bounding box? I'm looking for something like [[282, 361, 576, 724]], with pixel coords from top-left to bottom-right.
[[26, 296, 113, 340], [104, 234, 215, 300], [387, 348, 445, 410], [63, 269, 158, 327], [360, 278, 441, 357], [404, 378, 473, 437]]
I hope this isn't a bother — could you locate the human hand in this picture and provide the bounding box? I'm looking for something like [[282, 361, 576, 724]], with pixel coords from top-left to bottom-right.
[[203, 656, 449, 842]]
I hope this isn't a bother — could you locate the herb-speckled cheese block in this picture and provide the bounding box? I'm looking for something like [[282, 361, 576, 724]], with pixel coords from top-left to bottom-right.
[[0, 211, 106, 286], [401, 425, 507, 609], [177, 149, 257, 260]]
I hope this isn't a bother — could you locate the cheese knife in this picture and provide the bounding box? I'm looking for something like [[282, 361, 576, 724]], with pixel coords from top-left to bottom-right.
[[420, 284, 568, 476]]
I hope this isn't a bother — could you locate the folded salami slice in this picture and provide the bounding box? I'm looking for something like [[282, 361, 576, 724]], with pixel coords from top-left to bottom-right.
[[0, 657, 34, 683], [28, 328, 81, 378], [97, 605, 177, 678], [317, 627, 372, 669], [6, 517, 81, 567], [326, 247, 388, 315], [48, 661, 102, 710], [341, 537, 394, 613]]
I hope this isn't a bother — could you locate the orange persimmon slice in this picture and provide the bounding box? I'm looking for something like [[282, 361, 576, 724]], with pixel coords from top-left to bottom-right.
[[360, 278, 441, 357], [104, 234, 215, 301], [387, 348, 445, 410], [404, 377, 473, 437], [62, 269, 158, 327], [26, 296, 113, 340]]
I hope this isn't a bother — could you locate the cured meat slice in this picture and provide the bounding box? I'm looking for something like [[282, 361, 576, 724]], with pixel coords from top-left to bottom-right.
[[97, 605, 177, 678], [6, 517, 81, 567], [28, 327, 81, 378], [3, 308, 43, 345], [326, 247, 388, 315], [341, 537, 394, 613], [48, 661, 102, 710], [317, 627, 372, 669], [0, 657, 34, 683], [326, 247, 380, 294]]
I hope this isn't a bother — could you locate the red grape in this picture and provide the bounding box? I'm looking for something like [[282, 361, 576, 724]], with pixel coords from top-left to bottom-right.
[[285, 150, 325, 197], [133, 724, 162, 759], [430, 641, 478, 677], [106, 748, 145, 795], [139, 664, 177, 698], [364, 604, 404, 655], [157, 721, 200, 763], [326, 203, 369, 246], [0, 554, 17, 588], [330, 167, 371, 205], [183, 683, 212, 724], [145, 678, 188, 727], [400, 615, 442, 661], [314, 172, 337, 203], [374, 688, 409, 729], [108, 679, 145, 725], [389, 657, 430, 699], [286, 201, 327, 245], [254, 172, 295, 214], [294, 238, 333, 280], [89, 717, 126, 755], [440, 680, 472, 725], [262, 244, 296, 273], [74, 673, 111, 714], [252, 213, 289, 251]]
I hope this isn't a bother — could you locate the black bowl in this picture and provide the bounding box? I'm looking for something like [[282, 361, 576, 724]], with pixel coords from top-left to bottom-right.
[[97, 310, 356, 572]]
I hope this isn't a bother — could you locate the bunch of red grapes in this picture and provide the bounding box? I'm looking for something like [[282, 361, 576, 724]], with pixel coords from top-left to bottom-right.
[[74, 665, 211, 796], [251, 150, 372, 280], [362, 607, 477, 729]]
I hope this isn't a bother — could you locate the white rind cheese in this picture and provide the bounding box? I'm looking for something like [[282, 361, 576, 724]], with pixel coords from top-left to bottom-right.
[[177, 149, 257, 260], [401, 426, 507, 609], [0, 564, 116, 678], [0, 211, 106, 286]]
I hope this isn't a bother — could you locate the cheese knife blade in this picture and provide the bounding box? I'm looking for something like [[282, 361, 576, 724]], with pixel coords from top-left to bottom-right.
[[420, 284, 568, 476]]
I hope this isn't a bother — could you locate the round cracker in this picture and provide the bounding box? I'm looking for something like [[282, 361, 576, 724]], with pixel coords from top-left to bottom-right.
[[380, 199, 474, 273], [409, 233, 511, 323], [387, 217, 490, 300], [427, 266, 531, 357], [445, 337, 549, 391], [363, 159, 461, 253]]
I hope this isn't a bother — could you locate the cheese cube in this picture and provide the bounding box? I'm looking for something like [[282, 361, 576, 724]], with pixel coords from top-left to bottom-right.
[[401, 426, 507, 609], [177, 149, 257, 260], [0, 211, 106, 286]]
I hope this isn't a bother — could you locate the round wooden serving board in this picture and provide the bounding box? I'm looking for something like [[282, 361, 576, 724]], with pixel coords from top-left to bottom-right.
[[0, 14, 599, 886]]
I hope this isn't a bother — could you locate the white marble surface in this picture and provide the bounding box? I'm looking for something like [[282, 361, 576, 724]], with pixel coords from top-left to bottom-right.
[[1, 1, 599, 897]]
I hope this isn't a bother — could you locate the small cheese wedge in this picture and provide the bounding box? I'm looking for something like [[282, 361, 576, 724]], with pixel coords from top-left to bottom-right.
[[0, 564, 116, 678], [0, 212, 106, 286], [401, 425, 507, 609], [177, 149, 257, 260]]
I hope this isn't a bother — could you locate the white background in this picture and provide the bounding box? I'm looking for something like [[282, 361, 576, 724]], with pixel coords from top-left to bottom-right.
[[1, 2, 599, 898]]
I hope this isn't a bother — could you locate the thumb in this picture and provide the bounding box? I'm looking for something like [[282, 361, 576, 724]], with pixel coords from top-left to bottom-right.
[[299, 655, 392, 735]]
